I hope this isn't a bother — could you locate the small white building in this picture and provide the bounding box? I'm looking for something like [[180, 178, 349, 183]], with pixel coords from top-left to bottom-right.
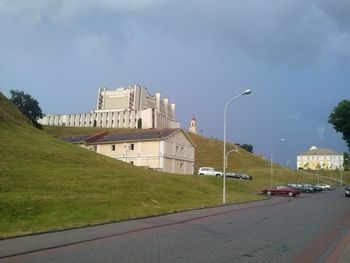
[[297, 146, 344, 170], [63, 128, 195, 175], [39, 85, 180, 129]]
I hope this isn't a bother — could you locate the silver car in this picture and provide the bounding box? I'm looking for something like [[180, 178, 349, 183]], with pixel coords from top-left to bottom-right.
[[198, 167, 222, 177]]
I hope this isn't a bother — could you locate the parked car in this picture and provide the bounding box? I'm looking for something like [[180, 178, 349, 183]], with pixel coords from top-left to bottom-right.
[[344, 186, 350, 197], [314, 183, 331, 191], [226, 172, 253, 180], [287, 183, 303, 189], [237, 173, 253, 180], [311, 184, 323, 192], [288, 184, 316, 193], [262, 186, 300, 197], [297, 184, 315, 193], [198, 167, 222, 177]]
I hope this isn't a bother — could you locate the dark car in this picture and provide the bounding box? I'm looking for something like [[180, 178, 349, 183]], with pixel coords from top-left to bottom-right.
[[311, 185, 323, 192], [345, 186, 350, 197], [226, 172, 252, 180], [262, 186, 300, 197]]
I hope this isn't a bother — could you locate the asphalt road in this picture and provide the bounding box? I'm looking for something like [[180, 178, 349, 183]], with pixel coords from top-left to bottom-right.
[[1, 188, 350, 263]]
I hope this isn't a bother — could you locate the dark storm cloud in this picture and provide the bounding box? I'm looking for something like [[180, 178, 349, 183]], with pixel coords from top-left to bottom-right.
[[1, 0, 349, 165], [129, 0, 350, 66]]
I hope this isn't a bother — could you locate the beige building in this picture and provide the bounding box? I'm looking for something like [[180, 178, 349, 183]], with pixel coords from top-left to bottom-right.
[[297, 146, 344, 170], [64, 128, 195, 175], [39, 85, 180, 129]]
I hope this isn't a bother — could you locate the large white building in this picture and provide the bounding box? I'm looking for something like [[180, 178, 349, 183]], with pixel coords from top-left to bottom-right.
[[39, 85, 180, 129], [297, 146, 344, 170]]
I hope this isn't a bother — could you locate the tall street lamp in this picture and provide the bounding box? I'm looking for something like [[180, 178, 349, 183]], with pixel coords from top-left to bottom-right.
[[223, 89, 252, 204], [270, 138, 285, 187]]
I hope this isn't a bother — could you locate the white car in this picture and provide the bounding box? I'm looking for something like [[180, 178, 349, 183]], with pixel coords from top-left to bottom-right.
[[198, 167, 222, 177], [315, 183, 331, 191]]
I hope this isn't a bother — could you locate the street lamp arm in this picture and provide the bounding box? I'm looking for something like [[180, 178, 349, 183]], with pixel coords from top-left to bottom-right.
[[225, 149, 238, 168], [224, 94, 243, 114]]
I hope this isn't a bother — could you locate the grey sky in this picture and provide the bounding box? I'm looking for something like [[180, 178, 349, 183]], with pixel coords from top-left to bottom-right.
[[1, 0, 349, 167]]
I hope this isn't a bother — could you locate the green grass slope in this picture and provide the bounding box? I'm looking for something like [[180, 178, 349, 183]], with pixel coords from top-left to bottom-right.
[[44, 124, 346, 193], [0, 93, 245, 238]]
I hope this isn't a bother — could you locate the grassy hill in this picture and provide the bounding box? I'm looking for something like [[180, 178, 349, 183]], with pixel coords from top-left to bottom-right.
[[0, 93, 266, 238], [1, 92, 347, 238], [46, 126, 338, 189]]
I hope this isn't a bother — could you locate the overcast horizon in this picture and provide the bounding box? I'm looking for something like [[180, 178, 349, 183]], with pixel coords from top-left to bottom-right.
[[1, 0, 349, 168]]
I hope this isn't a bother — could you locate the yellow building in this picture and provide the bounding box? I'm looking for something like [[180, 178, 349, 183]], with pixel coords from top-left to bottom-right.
[[297, 146, 344, 170], [63, 128, 195, 175]]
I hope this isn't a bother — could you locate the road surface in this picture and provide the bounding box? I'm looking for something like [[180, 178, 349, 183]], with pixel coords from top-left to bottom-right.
[[1, 188, 349, 262]]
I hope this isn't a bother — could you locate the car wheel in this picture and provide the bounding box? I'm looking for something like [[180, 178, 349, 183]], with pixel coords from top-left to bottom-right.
[[267, 191, 272, 196], [306, 189, 310, 193], [216, 174, 221, 177], [199, 173, 204, 176], [288, 192, 294, 197]]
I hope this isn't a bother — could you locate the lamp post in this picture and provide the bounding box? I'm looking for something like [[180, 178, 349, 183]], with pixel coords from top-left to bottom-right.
[[340, 157, 348, 186], [270, 138, 285, 187], [223, 89, 252, 204], [225, 148, 239, 168]]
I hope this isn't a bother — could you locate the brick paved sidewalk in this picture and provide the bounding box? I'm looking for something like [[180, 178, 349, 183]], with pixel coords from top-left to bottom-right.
[[0, 197, 279, 259]]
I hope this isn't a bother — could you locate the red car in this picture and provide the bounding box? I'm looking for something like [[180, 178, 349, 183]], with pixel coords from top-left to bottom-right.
[[262, 186, 300, 197]]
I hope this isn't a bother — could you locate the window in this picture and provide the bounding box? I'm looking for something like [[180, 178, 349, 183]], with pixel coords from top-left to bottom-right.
[[130, 144, 134, 150], [181, 147, 184, 152], [111, 145, 116, 151], [130, 161, 134, 165], [180, 163, 184, 169], [176, 146, 179, 151]]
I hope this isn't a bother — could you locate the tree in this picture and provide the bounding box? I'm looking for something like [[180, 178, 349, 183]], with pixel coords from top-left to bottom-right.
[[240, 144, 253, 153], [10, 89, 43, 129], [328, 100, 350, 151]]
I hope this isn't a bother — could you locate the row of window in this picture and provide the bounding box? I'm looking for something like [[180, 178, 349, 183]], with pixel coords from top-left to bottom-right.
[[111, 144, 135, 151], [66, 118, 138, 126], [111, 144, 185, 153], [298, 155, 342, 161]]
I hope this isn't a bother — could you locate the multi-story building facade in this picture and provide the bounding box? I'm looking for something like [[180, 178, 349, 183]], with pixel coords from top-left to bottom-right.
[[63, 128, 195, 175], [297, 146, 344, 170], [39, 85, 180, 129]]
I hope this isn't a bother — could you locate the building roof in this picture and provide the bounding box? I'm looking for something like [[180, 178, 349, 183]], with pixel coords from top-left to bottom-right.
[[62, 128, 195, 146], [62, 134, 91, 144], [299, 146, 342, 156]]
